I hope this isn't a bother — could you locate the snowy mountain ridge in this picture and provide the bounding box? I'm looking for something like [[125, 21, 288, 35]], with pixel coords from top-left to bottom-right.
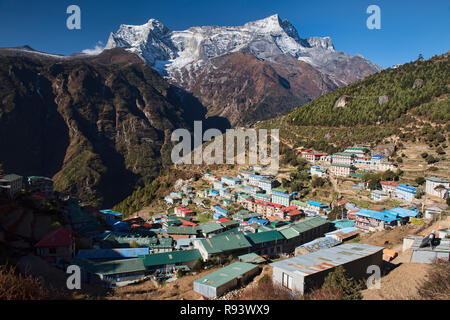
[[105, 14, 380, 82]]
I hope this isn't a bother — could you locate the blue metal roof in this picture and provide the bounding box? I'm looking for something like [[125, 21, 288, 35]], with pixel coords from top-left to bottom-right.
[[396, 184, 417, 193], [326, 227, 360, 236], [307, 201, 329, 208], [382, 207, 419, 218], [353, 208, 399, 222], [77, 248, 150, 259]]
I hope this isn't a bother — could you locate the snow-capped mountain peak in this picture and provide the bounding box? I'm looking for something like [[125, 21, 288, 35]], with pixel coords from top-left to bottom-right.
[[104, 14, 353, 77]]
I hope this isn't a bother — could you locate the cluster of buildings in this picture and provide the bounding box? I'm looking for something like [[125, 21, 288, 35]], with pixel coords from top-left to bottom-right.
[[0, 173, 54, 200], [298, 146, 396, 178]]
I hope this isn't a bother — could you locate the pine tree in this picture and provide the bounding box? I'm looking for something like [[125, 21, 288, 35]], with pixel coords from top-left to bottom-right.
[[322, 266, 364, 300]]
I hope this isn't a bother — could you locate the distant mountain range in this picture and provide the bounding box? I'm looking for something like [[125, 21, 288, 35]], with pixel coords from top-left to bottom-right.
[[105, 14, 381, 125]]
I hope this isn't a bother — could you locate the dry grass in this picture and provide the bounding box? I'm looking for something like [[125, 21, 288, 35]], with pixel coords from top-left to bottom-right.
[[416, 259, 450, 300], [0, 265, 50, 300]]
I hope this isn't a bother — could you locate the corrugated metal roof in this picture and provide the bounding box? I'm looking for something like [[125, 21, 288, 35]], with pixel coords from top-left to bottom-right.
[[199, 232, 252, 254], [296, 237, 340, 253], [71, 257, 146, 276], [270, 243, 383, 276], [77, 248, 150, 259], [246, 230, 285, 244], [194, 262, 258, 288], [140, 249, 202, 267]]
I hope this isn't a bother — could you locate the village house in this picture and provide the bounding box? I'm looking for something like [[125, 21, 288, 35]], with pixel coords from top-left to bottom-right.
[[305, 201, 330, 216], [35, 228, 75, 263], [302, 152, 327, 163], [271, 243, 383, 295], [310, 165, 327, 178], [0, 174, 23, 199], [425, 177, 450, 199], [194, 262, 259, 298], [371, 190, 389, 202], [174, 206, 195, 218], [277, 217, 331, 253], [246, 230, 285, 256], [347, 208, 403, 232], [277, 206, 305, 222], [380, 181, 399, 196], [424, 204, 447, 220], [139, 249, 202, 272], [71, 257, 147, 287], [27, 176, 54, 196], [194, 232, 252, 261]]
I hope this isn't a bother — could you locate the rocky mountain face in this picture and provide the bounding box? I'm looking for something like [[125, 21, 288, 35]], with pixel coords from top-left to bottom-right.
[[105, 14, 382, 125], [0, 48, 195, 207]]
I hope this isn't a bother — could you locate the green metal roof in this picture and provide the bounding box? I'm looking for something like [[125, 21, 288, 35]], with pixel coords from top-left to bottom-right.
[[291, 200, 307, 207], [139, 249, 202, 267], [194, 262, 258, 288], [199, 222, 225, 234], [71, 257, 146, 276], [278, 217, 329, 239], [221, 220, 240, 227], [331, 163, 354, 168], [198, 232, 252, 254], [246, 230, 285, 244], [210, 227, 240, 238], [238, 253, 266, 264], [166, 226, 199, 235]]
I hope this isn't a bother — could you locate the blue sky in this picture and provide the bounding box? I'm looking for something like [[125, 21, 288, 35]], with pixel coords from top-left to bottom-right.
[[0, 0, 448, 68]]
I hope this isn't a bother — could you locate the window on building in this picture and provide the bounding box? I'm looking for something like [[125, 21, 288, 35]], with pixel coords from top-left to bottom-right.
[[282, 272, 292, 290]]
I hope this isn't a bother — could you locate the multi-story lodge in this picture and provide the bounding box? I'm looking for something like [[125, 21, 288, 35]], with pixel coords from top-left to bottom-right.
[[425, 177, 450, 199], [271, 189, 292, 207], [245, 198, 283, 218], [395, 184, 417, 202], [331, 152, 355, 165], [329, 164, 355, 177], [343, 147, 367, 156]]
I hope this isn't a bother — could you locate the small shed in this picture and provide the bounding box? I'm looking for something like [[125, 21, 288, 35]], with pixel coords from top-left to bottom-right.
[[238, 253, 266, 264], [410, 237, 450, 264], [193, 262, 259, 298]]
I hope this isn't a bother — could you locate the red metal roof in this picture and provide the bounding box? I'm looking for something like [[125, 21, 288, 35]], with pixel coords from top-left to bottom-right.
[[380, 181, 399, 187], [35, 228, 73, 248], [218, 217, 232, 223]]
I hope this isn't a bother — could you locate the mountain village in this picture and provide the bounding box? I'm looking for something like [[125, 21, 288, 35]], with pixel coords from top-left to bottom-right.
[[1, 142, 449, 299]]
